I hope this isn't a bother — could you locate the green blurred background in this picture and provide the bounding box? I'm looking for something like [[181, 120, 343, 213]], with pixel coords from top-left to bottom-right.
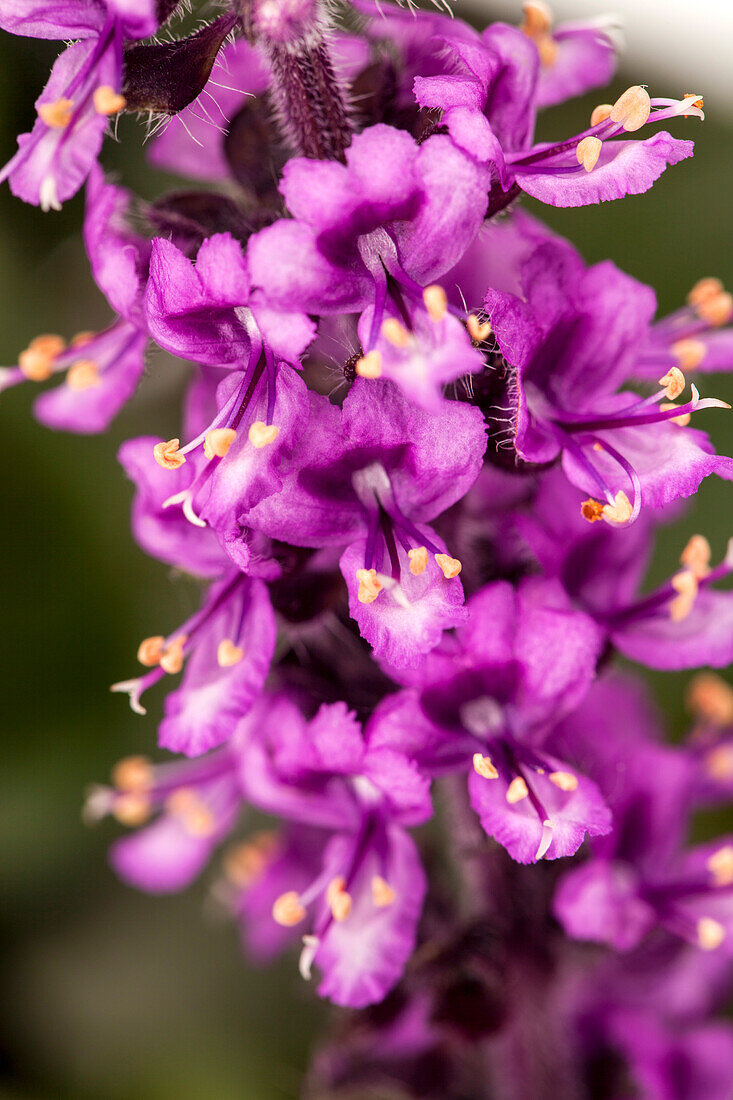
[[0, 9, 731, 1098]]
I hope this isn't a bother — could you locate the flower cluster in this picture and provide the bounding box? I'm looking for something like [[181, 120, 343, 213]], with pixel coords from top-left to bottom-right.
[[4, 0, 733, 1093]]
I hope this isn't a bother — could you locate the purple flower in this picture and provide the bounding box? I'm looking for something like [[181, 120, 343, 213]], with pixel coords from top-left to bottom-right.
[[369, 578, 610, 862], [414, 24, 700, 209], [483, 237, 732, 520], [0, 1, 156, 210], [240, 377, 486, 666], [237, 694, 430, 1007]]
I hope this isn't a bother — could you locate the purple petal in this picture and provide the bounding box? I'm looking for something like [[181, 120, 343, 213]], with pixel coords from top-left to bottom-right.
[[553, 859, 656, 950]]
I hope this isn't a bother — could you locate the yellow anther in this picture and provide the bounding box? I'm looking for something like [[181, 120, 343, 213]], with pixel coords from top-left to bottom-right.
[[326, 877, 352, 922], [272, 891, 306, 927], [590, 103, 613, 127], [248, 421, 280, 448], [520, 1, 557, 65], [521, 0, 552, 35], [601, 491, 633, 526], [18, 333, 65, 381], [111, 755, 153, 793], [680, 534, 711, 579], [576, 136, 602, 172], [159, 634, 187, 675], [71, 330, 95, 348], [467, 314, 492, 342], [204, 427, 236, 459], [66, 358, 100, 390], [660, 401, 691, 427], [166, 787, 216, 837], [38, 97, 74, 128], [423, 284, 448, 322], [672, 338, 706, 371], [581, 498, 605, 523], [610, 86, 651, 132], [549, 771, 578, 792], [707, 846, 733, 887], [658, 366, 685, 400], [224, 833, 277, 887], [153, 438, 185, 470], [697, 291, 733, 327], [408, 546, 428, 576], [688, 277, 723, 307], [687, 672, 733, 726], [93, 85, 127, 116], [356, 568, 383, 604], [217, 639, 244, 667], [372, 875, 396, 907], [697, 916, 726, 950], [137, 635, 165, 667], [704, 744, 733, 780], [473, 753, 499, 779], [506, 776, 529, 804], [670, 570, 698, 622], [381, 318, 412, 348], [435, 553, 462, 579], [355, 350, 383, 378], [113, 792, 151, 827]]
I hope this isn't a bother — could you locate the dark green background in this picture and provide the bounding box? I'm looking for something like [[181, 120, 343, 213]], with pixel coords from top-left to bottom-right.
[[0, 19, 731, 1100]]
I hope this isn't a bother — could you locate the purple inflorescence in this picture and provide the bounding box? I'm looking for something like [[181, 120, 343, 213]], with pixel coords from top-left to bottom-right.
[[3, 0, 733, 1093]]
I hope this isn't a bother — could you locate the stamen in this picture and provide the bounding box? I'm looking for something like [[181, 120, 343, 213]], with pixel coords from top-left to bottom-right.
[[371, 875, 396, 907], [248, 422, 280, 448], [38, 98, 74, 129], [113, 792, 152, 826], [659, 401, 691, 427], [66, 359, 99, 390], [467, 314, 492, 342], [204, 427, 236, 460], [688, 277, 723, 307], [506, 776, 529, 804], [473, 752, 499, 779], [687, 672, 733, 726], [408, 546, 428, 575], [423, 285, 447, 322], [704, 744, 733, 780], [590, 103, 613, 127], [536, 819, 555, 860], [299, 934, 319, 980], [273, 891, 307, 926], [224, 833, 277, 887], [111, 755, 153, 792], [672, 339, 706, 371], [355, 351, 383, 378], [610, 86, 651, 132], [153, 439, 186, 470], [217, 639, 244, 667], [576, 136, 602, 172], [680, 534, 711, 579], [71, 331, 95, 348], [356, 568, 383, 604], [326, 876, 352, 922], [670, 570, 698, 622], [697, 292, 733, 327], [166, 787, 215, 836], [93, 86, 127, 116], [581, 498, 605, 523], [658, 366, 685, 399], [434, 553, 462, 579], [381, 318, 412, 348], [707, 846, 733, 887], [697, 916, 725, 950], [159, 634, 187, 675], [549, 771, 578, 792], [18, 334, 65, 381], [521, 0, 552, 35]]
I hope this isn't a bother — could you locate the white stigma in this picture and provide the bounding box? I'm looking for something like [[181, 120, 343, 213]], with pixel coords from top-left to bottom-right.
[[110, 678, 147, 716], [39, 175, 62, 213]]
